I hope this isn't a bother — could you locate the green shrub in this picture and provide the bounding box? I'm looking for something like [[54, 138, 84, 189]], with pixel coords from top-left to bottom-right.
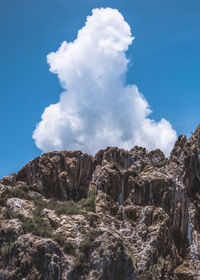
[[32, 197, 85, 217], [2, 209, 23, 220], [53, 199, 83, 216], [74, 229, 97, 270], [125, 245, 138, 270], [137, 257, 165, 279], [2, 207, 53, 238], [10, 186, 31, 200], [86, 213, 97, 226], [192, 146, 198, 154], [63, 241, 76, 255], [2, 209, 13, 219], [1, 242, 14, 261], [53, 233, 65, 246], [53, 233, 75, 255], [0, 185, 32, 207], [108, 163, 121, 171], [74, 252, 85, 270], [79, 230, 96, 255], [78, 187, 97, 212], [50, 200, 84, 216], [22, 215, 53, 238]]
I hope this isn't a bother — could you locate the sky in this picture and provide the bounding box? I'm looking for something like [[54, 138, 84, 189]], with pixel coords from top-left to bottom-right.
[[1, 0, 200, 177]]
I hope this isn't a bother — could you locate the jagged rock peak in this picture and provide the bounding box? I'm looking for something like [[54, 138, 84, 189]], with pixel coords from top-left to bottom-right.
[[1, 124, 200, 279]]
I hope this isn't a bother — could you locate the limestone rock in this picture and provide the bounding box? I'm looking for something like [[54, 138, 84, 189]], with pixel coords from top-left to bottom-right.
[[2, 123, 200, 279], [6, 198, 35, 217], [0, 219, 23, 242], [0, 234, 67, 280], [17, 151, 93, 200], [0, 175, 17, 187]]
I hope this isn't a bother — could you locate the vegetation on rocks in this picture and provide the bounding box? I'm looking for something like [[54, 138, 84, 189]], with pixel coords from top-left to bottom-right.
[[108, 162, 122, 171], [1, 242, 14, 261], [53, 232, 76, 255], [0, 184, 97, 216], [74, 229, 97, 271], [2, 124, 200, 279], [78, 186, 97, 212], [2, 208, 53, 238], [0, 182, 97, 262], [124, 245, 138, 270], [0, 184, 32, 206], [22, 215, 53, 238], [138, 257, 165, 279]]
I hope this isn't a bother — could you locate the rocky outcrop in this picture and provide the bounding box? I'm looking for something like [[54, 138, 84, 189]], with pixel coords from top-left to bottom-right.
[[0, 234, 66, 280], [17, 151, 94, 200], [6, 198, 35, 218], [1, 124, 200, 279]]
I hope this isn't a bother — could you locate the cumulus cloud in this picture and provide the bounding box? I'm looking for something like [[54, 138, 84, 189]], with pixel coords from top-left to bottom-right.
[[33, 7, 177, 155]]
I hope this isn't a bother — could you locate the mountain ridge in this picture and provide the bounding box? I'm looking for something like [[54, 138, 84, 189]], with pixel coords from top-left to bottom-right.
[[1, 125, 200, 279]]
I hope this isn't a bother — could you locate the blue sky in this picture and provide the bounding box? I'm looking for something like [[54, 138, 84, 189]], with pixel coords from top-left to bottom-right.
[[1, 0, 200, 177]]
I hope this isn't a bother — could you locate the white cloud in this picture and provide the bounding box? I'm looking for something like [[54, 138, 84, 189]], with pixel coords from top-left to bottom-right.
[[33, 7, 177, 156]]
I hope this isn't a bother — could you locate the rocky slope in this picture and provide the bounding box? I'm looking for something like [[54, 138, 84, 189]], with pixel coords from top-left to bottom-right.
[[1, 125, 200, 279]]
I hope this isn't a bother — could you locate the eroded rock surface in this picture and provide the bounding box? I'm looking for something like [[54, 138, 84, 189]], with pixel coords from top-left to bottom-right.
[[6, 198, 35, 218], [17, 151, 94, 200], [1, 125, 200, 279]]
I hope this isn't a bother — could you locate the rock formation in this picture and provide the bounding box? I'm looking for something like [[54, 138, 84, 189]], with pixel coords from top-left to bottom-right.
[[1, 125, 200, 279]]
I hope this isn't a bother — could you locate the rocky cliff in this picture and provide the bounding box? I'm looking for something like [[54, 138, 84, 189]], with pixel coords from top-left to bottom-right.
[[1, 125, 200, 279]]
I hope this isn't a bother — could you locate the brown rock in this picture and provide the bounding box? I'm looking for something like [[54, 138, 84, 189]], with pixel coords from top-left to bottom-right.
[[2, 123, 200, 279], [17, 151, 94, 200]]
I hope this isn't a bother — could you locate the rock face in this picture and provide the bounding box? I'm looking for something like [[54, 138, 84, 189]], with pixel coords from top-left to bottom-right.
[[17, 151, 93, 200], [1, 125, 200, 279]]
